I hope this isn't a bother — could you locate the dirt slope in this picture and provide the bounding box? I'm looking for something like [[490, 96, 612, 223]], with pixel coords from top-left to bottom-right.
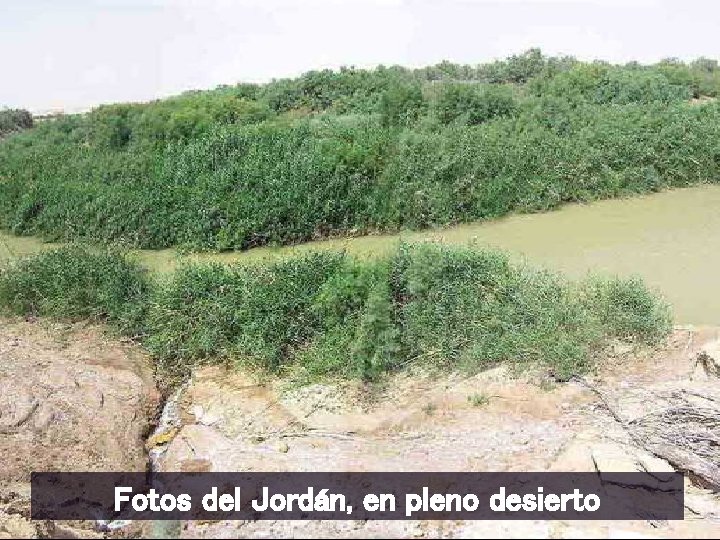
[[0, 319, 160, 538], [0, 319, 718, 538], [151, 328, 720, 538]]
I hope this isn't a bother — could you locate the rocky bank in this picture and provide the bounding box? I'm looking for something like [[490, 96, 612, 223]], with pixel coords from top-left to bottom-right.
[[1, 319, 719, 538], [0, 320, 159, 538]]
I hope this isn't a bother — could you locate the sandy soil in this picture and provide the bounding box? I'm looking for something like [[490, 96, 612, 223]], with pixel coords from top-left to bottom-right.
[[149, 328, 720, 538], [1, 319, 718, 538], [0, 319, 160, 538]]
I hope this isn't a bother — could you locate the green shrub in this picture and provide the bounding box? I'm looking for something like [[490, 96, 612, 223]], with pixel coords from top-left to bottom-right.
[[582, 275, 672, 342], [3, 98, 720, 251], [1, 54, 719, 252], [377, 101, 720, 229], [0, 245, 150, 335], [656, 57, 720, 98], [468, 393, 491, 407], [158, 118, 394, 250], [432, 83, 516, 125], [0, 242, 671, 383], [484, 48, 548, 83], [140, 243, 671, 382], [532, 64, 691, 105], [144, 251, 346, 379], [379, 81, 426, 127], [391, 243, 671, 379], [390, 244, 593, 378], [0, 108, 33, 137], [297, 260, 401, 379]]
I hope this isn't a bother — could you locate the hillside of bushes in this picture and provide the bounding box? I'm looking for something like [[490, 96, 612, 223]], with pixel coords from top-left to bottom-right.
[[0, 243, 671, 384], [1, 50, 720, 251]]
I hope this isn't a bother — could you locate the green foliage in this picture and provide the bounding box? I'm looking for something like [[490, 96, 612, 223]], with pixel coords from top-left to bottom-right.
[[298, 260, 401, 379], [1, 51, 719, 251], [0, 245, 149, 334], [468, 393, 490, 407], [390, 243, 670, 380], [159, 118, 393, 249], [85, 90, 272, 150], [432, 83, 516, 125], [3, 99, 720, 250], [376, 101, 720, 231], [0, 243, 671, 383], [656, 57, 720, 98], [532, 63, 692, 105], [143, 244, 674, 381], [582, 275, 672, 342], [482, 48, 548, 83], [379, 81, 425, 127], [144, 251, 346, 379], [261, 66, 418, 114], [0, 52, 692, 388], [0, 108, 33, 137], [417, 49, 553, 84], [392, 244, 585, 378], [0, 117, 395, 249]]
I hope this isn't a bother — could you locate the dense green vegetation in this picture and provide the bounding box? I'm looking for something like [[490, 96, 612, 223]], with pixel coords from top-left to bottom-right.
[[0, 245, 149, 335], [0, 243, 671, 383], [1, 50, 719, 251], [0, 108, 33, 138]]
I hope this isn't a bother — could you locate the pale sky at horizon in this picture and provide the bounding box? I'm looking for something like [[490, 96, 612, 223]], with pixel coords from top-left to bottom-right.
[[2, 0, 719, 113]]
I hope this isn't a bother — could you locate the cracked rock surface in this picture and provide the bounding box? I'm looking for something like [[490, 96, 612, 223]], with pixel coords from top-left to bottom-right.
[[0, 319, 160, 539], [1, 318, 719, 538], [152, 328, 720, 538]]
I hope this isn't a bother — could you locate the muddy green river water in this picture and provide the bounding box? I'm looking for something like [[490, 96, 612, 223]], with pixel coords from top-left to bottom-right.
[[2, 185, 719, 324]]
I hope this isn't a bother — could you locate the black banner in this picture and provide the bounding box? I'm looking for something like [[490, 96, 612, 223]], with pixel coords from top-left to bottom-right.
[[31, 471, 684, 521]]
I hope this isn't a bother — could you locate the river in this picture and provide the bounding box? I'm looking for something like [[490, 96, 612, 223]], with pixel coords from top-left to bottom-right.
[[1, 185, 719, 325]]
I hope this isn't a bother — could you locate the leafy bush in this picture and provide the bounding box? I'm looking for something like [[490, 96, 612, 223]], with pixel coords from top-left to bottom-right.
[[1, 52, 719, 251], [376, 101, 720, 229], [3, 98, 720, 250], [144, 251, 346, 379], [0, 108, 33, 137], [141, 243, 671, 381], [432, 83, 516, 125], [532, 64, 691, 105], [158, 118, 394, 249], [85, 91, 272, 150], [483, 48, 548, 83], [654, 57, 720, 98], [297, 259, 401, 379], [379, 81, 425, 127], [582, 275, 672, 342], [0, 245, 150, 334], [0, 243, 671, 383], [396, 244, 671, 379], [391, 244, 617, 379]]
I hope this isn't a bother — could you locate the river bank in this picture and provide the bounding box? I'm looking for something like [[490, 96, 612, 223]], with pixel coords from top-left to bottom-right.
[[3, 185, 720, 325], [1, 318, 718, 538]]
